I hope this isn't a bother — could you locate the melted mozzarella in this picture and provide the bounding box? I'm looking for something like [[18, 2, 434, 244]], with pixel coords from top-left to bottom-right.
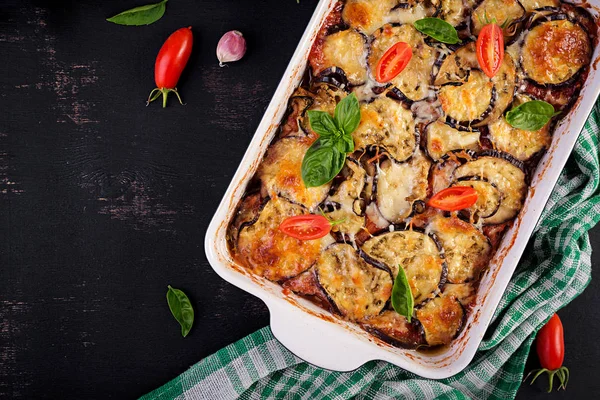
[[316, 243, 392, 321], [521, 20, 591, 85], [471, 0, 525, 36], [426, 120, 480, 160], [237, 198, 334, 282], [376, 153, 430, 223], [416, 295, 464, 345], [258, 137, 330, 210], [320, 30, 368, 85], [362, 230, 445, 304], [352, 96, 417, 161]]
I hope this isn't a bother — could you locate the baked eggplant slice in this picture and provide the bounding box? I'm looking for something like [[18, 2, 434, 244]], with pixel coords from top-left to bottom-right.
[[280, 89, 314, 138], [432, 0, 467, 27], [342, 0, 399, 35], [362, 311, 426, 348], [435, 43, 516, 127], [258, 137, 330, 210], [454, 152, 527, 224], [352, 96, 417, 162], [438, 69, 496, 125], [361, 229, 447, 305], [425, 120, 480, 161], [237, 197, 334, 282], [315, 243, 393, 321], [443, 283, 477, 310], [521, 19, 591, 86], [323, 159, 368, 237], [471, 0, 525, 36], [310, 30, 368, 86], [369, 24, 436, 102], [374, 153, 430, 223], [416, 294, 465, 346], [427, 216, 492, 283], [518, 0, 559, 12], [488, 103, 552, 161], [452, 177, 502, 220], [227, 192, 268, 247]]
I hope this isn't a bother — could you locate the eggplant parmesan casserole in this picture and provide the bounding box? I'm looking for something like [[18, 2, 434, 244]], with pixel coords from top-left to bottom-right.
[[227, 0, 596, 348]]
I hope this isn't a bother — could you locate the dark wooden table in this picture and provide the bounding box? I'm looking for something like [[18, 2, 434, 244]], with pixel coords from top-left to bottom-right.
[[1, 1, 599, 398]]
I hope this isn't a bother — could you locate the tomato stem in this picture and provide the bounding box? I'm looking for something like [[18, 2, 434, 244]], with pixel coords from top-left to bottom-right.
[[526, 366, 570, 392], [147, 87, 184, 108]]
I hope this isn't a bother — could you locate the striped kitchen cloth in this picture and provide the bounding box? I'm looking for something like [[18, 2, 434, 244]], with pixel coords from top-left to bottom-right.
[[141, 99, 600, 400]]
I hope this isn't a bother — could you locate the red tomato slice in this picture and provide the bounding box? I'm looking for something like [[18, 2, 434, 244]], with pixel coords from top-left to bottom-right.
[[279, 215, 331, 240], [376, 42, 413, 83], [427, 187, 478, 211], [476, 23, 504, 78]]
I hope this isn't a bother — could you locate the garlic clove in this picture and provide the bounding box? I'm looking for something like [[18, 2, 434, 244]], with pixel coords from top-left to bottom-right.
[[217, 30, 247, 67]]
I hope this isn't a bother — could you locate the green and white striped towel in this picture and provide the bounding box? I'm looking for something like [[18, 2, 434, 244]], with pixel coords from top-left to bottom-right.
[[142, 98, 600, 400]]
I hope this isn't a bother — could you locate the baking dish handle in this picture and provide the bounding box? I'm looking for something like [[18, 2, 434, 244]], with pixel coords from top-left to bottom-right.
[[267, 300, 373, 372]]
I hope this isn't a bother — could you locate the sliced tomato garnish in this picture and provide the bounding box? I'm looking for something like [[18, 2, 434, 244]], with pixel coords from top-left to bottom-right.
[[427, 187, 478, 211], [476, 23, 504, 78], [279, 215, 331, 240], [376, 42, 413, 83]]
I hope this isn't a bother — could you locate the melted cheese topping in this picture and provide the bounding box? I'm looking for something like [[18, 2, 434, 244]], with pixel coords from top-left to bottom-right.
[[432, 0, 467, 26], [237, 197, 334, 282], [416, 295, 464, 345], [318, 30, 368, 85], [489, 116, 552, 160], [428, 216, 491, 283], [443, 283, 476, 308], [454, 156, 527, 224], [471, 0, 525, 36], [352, 96, 417, 161], [369, 24, 436, 101], [522, 20, 591, 85], [258, 138, 330, 210], [426, 120, 480, 160], [439, 70, 494, 122], [343, 0, 398, 35], [362, 230, 445, 304], [375, 153, 430, 223], [316, 243, 392, 321], [452, 179, 502, 219], [325, 160, 367, 236]]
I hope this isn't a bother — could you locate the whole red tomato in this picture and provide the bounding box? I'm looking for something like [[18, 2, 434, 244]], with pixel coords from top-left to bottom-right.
[[527, 313, 569, 392], [147, 26, 193, 108]]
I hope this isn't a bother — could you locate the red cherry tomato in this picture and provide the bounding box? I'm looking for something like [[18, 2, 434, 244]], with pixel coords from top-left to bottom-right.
[[376, 42, 413, 83], [427, 187, 478, 211], [279, 215, 331, 240], [527, 313, 570, 392], [537, 313, 565, 371], [147, 26, 193, 108], [476, 23, 504, 78]]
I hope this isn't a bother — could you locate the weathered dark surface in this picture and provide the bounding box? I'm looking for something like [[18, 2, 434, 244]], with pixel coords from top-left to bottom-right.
[[0, 0, 598, 399]]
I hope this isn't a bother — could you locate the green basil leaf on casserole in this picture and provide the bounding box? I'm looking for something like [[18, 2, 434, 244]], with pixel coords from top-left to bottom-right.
[[334, 93, 361, 137], [166, 285, 194, 337], [307, 110, 340, 137], [414, 17, 460, 44], [505, 100, 557, 131], [391, 266, 414, 322], [301, 139, 346, 188]]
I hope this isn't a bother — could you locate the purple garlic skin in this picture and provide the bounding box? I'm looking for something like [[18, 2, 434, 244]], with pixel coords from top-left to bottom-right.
[[217, 30, 247, 67]]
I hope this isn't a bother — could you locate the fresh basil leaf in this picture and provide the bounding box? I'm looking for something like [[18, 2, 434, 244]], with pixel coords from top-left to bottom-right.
[[505, 100, 556, 131], [391, 266, 414, 322], [334, 93, 361, 136], [414, 17, 460, 44], [307, 110, 339, 138], [166, 285, 194, 337], [107, 0, 168, 26], [339, 133, 355, 153], [301, 139, 345, 188]]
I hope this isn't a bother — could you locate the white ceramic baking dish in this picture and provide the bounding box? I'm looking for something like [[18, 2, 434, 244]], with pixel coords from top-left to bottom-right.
[[205, 0, 600, 379]]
